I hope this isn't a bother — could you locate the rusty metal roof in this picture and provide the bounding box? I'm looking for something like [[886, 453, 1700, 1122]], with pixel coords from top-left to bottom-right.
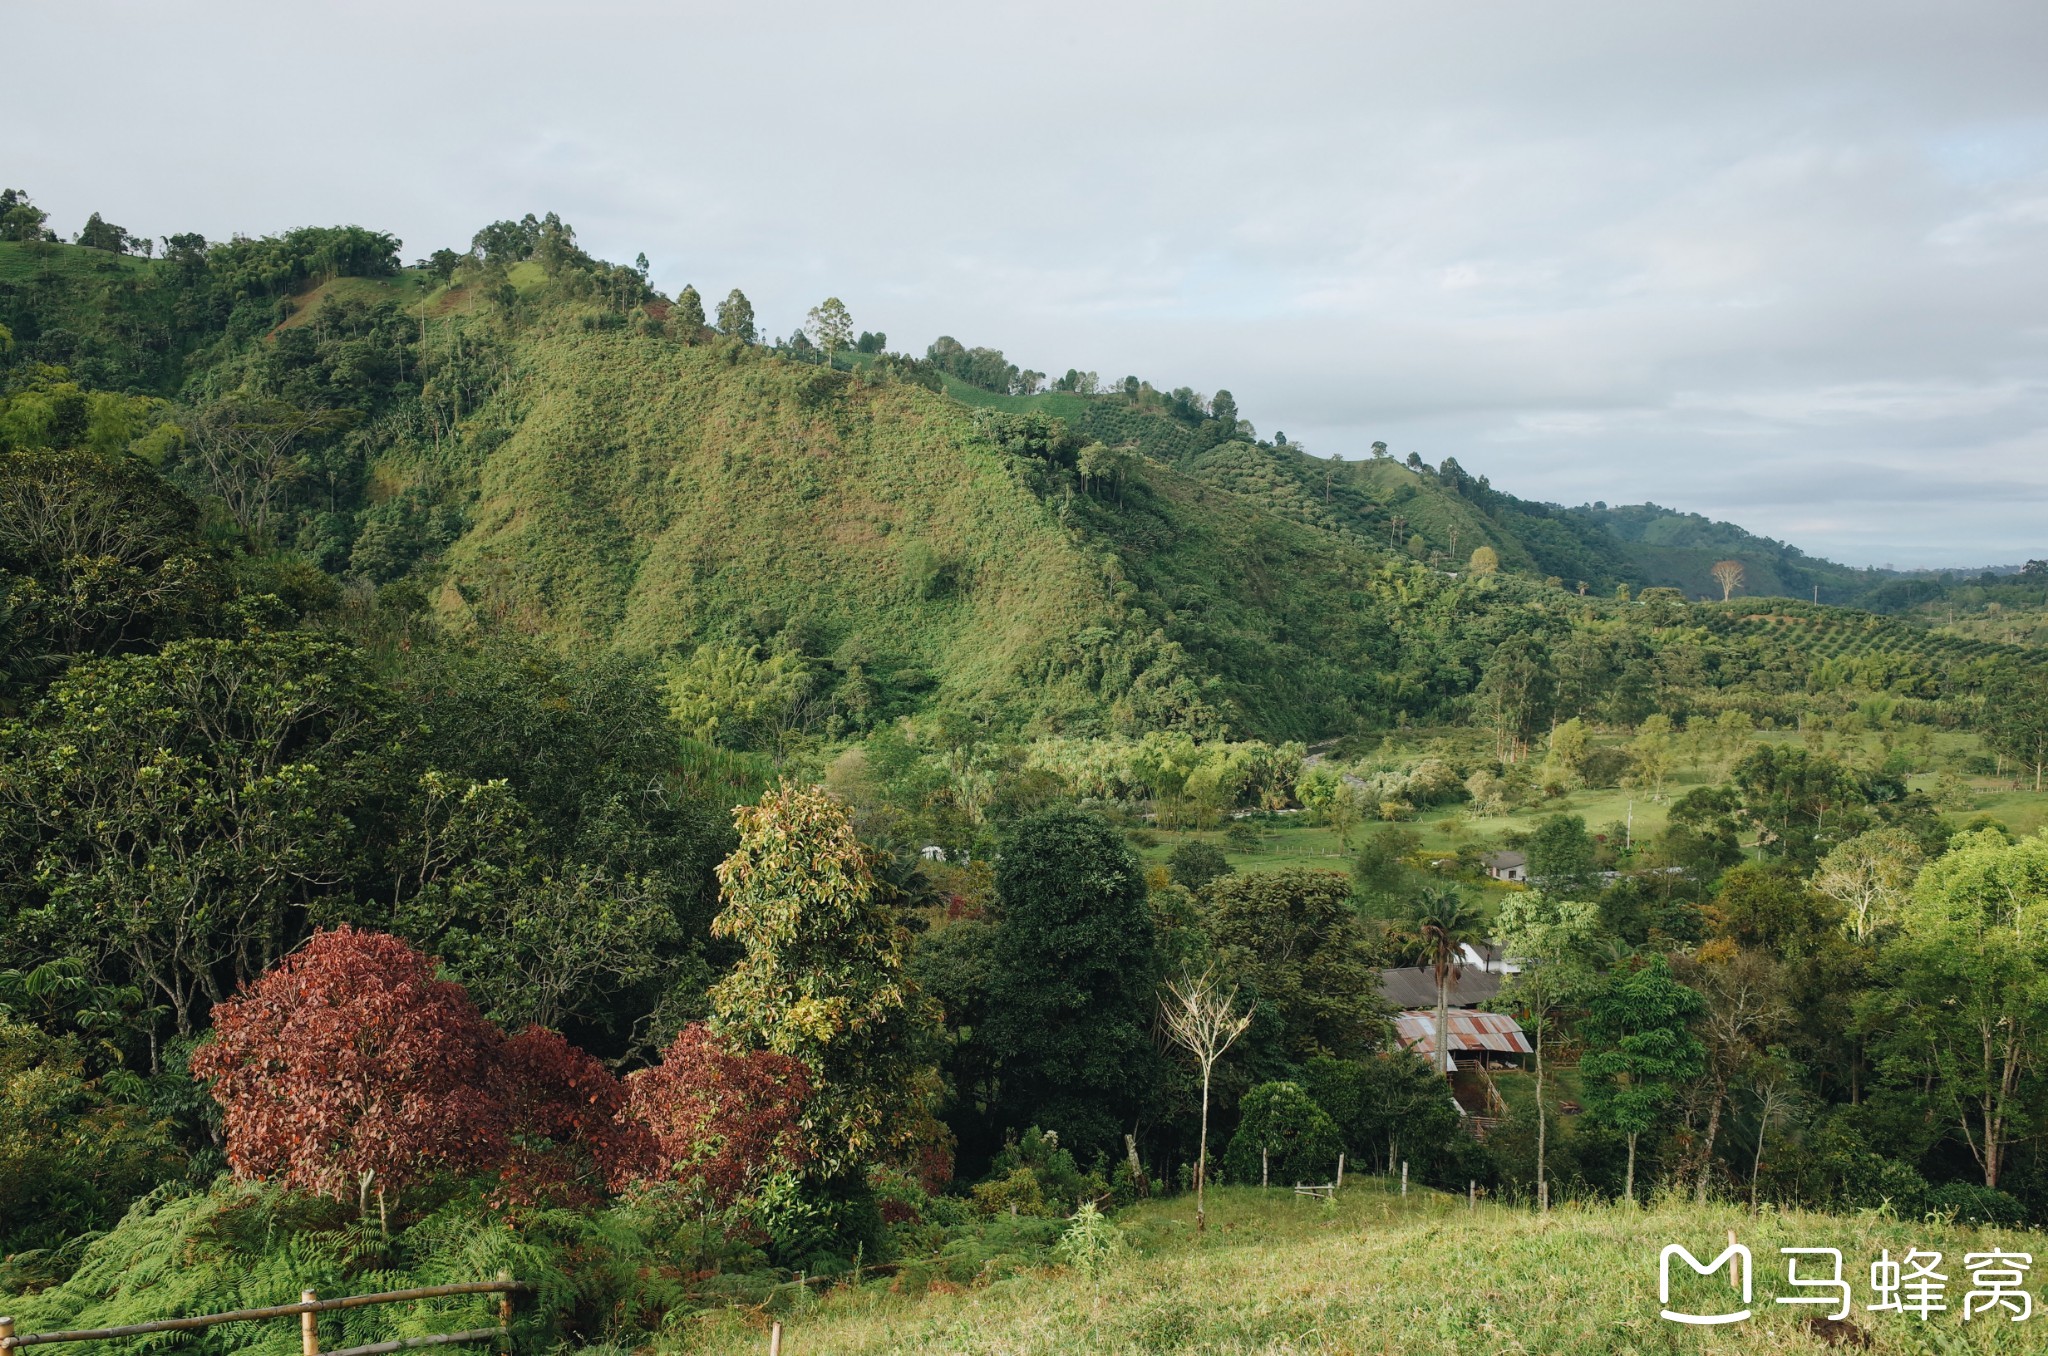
[[1394, 1008, 1533, 1058]]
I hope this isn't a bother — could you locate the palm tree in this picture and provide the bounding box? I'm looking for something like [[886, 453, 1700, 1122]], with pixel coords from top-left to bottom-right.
[[1409, 887, 1487, 1076]]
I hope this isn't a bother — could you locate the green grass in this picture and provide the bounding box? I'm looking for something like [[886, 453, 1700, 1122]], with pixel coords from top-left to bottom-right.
[[677, 1180, 2048, 1354], [1136, 821, 1355, 877], [0, 239, 158, 284], [275, 273, 431, 328]]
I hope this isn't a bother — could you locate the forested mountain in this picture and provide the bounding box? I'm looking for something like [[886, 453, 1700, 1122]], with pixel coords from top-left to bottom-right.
[[1, 201, 2027, 743]]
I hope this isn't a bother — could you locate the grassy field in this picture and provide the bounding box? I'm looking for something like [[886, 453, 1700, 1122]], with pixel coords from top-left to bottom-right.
[[0, 239, 158, 283], [274, 273, 430, 328], [679, 1180, 2047, 1354]]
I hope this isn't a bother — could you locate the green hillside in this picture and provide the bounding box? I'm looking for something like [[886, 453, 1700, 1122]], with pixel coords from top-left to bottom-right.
[[439, 335, 1103, 717]]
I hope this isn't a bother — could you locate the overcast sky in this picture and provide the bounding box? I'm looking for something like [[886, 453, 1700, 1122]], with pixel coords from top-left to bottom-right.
[[12, 1, 2047, 566]]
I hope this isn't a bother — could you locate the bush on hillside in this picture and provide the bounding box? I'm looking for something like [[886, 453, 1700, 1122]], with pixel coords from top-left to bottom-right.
[[1221, 1082, 1343, 1186]]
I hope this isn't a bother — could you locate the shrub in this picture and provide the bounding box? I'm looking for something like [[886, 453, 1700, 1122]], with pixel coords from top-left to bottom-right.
[[1221, 1082, 1344, 1186], [1166, 839, 1232, 890], [1054, 1201, 1123, 1275], [619, 1023, 809, 1208], [1925, 1181, 2028, 1227], [971, 1166, 1052, 1218]]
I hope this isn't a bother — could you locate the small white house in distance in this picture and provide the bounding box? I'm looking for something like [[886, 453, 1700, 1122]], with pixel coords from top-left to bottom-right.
[[921, 845, 947, 862], [1482, 849, 1527, 882], [1458, 941, 1522, 975]]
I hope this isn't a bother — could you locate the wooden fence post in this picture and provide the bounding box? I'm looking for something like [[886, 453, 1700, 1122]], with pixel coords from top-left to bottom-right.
[[2, 1317, 17, 1353], [767, 1320, 783, 1355], [1400, 1162, 1408, 1197], [301, 1292, 319, 1356], [495, 1271, 513, 1356], [1336, 1153, 1344, 1189], [1261, 1148, 1269, 1189], [1468, 1181, 1475, 1211]]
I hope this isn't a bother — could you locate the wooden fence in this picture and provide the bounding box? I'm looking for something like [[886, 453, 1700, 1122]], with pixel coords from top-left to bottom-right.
[[0, 1277, 528, 1356]]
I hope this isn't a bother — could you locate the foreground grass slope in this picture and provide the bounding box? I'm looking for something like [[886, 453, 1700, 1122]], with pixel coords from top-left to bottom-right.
[[686, 1182, 2045, 1355]]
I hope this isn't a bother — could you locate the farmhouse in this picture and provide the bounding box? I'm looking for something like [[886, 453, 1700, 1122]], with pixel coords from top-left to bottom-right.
[[1482, 849, 1527, 882], [1393, 1008, 1532, 1070]]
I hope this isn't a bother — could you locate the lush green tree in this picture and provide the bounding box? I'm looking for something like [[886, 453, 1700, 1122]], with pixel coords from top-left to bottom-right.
[[1210, 868, 1383, 1069], [1708, 864, 1842, 959], [716, 288, 757, 342], [1300, 1052, 1461, 1179], [1493, 891, 1602, 1206], [75, 212, 128, 253], [0, 444, 224, 700], [1731, 744, 1869, 868], [373, 774, 679, 1034], [0, 633, 391, 1041], [0, 188, 54, 242], [1472, 635, 1554, 763], [805, 297, 853, 358], [1982, 667, 2048, 791], [670, 284, 706, 340], [1580, 955, 1705, 1203], [1165, 838, 1231, 892], [1661, 785, 1747, 882], [1351, 825, 1420, 914], [659, 643, 813, 752], [1467, 545, 1500, 575], [983, 805, 1160, 1159], [1858, 829, 2048, 1189], [0, 1019, 176, 1253], [1220, 1080, 1342, 1186], [190, 394, 354, 544], [709, 784, 941, 1179], [1526, 813, 1599, 897]]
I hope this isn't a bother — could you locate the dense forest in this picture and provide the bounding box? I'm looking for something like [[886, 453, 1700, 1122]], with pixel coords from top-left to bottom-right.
[[5, 189, 2048, 1350]]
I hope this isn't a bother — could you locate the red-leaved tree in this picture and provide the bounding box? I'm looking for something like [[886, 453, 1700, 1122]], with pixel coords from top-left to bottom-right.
[[621, 1023, 810, 1208], [192, 926, 506, 1209], [497, 1025, 633, 1205]]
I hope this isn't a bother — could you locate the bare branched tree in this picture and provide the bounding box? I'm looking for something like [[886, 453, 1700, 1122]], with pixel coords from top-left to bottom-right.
[[1711, 558, 1746, 602], [1160, 968, 1253, 1233]]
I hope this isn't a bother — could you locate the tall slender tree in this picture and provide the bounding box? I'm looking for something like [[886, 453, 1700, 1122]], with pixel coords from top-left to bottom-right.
[[716, 288, 757, 343], [1580, 956, 1705, 1204], [1409, 887, 1486, 1075]]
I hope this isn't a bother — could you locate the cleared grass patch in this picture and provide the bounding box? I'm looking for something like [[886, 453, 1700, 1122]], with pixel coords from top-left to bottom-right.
[[677, 1180, 2048, 1354]]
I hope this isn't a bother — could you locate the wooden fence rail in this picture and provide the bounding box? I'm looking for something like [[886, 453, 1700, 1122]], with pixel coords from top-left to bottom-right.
[[0, 1278, 530, 1356]]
